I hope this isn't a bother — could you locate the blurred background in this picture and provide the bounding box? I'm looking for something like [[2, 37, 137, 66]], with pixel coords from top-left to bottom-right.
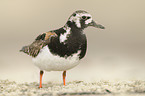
[[0, 0, 145, 83]]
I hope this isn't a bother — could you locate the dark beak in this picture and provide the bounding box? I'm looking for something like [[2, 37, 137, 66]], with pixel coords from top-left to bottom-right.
[[89, 20, 105, 29]]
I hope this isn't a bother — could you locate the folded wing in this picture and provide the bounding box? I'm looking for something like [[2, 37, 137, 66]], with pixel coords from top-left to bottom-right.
[[20, 32, 57, 57]]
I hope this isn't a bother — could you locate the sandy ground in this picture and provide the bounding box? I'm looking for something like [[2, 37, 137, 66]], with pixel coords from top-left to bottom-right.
[[0, 80, 145, 96], [1, 1, 145, 96]]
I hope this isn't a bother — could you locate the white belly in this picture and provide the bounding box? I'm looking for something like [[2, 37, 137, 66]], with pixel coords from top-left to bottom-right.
[[32, 46, 81, 71]]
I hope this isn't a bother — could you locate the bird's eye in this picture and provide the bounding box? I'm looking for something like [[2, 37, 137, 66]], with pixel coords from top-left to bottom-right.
[[73, 13, 76, 16], [82, 16, 87, 20], [87, 17, 91, 19]]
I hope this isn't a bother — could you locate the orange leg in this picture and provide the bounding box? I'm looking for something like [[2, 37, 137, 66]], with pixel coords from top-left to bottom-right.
[[39, 70, 44, 88], [63, 71, 66, 86]]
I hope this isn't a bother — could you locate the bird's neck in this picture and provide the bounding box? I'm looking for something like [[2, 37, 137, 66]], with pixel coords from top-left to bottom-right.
[[63, 21, 84, 35]]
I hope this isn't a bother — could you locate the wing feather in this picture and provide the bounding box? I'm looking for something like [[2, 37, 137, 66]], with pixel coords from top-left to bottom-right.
[[20, 32, 57, 57]]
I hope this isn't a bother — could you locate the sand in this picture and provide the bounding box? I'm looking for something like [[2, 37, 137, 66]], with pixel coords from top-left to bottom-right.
[[0, 80, 145, 96]]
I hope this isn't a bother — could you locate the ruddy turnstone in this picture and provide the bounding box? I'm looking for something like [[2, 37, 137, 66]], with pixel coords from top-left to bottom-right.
[[20, 10, 105, 88]]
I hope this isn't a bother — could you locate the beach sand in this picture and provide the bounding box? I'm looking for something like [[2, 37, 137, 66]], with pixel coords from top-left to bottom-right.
[[0, 80, 145, 96]]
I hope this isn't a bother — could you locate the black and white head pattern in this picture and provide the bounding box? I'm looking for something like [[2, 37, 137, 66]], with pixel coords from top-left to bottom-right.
[[68, 10, 93, 29], [59, 10, 105, 44], [59, 10, 92, 44]]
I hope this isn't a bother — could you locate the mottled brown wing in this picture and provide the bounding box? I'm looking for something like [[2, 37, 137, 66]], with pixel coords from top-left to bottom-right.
[[20, 32, 57, 57]]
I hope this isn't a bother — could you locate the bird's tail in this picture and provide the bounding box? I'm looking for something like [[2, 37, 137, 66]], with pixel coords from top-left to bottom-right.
[[20, 46, 29, 55]]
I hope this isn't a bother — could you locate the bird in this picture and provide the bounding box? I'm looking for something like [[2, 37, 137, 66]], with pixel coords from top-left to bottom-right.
[[20, 10, 105, 88]]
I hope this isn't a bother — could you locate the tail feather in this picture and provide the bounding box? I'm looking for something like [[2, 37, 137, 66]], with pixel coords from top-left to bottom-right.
[[20, 46, 29, 55]]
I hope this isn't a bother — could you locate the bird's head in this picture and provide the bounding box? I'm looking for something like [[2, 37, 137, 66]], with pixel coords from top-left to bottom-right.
[[66, 10, 105, 30]]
